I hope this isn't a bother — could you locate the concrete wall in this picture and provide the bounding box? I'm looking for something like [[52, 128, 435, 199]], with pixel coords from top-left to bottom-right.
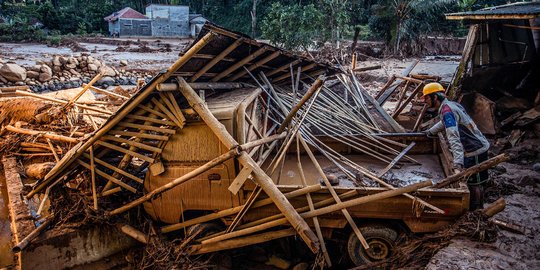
[[118, 18, 152, 36], [108, 21, 120, 36], [20, 225, 137, 270], [146, 5, 190, 37]]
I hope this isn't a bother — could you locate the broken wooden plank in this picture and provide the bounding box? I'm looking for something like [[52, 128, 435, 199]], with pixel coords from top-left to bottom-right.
[[102, 135, 162, 153], [212, 46, 267, 82], [76, 159, 137, 193], [108, 130, 169, 141], [116, 122, 176, 135], [191, 38, 245, 82], [434, 154, 509, 188]]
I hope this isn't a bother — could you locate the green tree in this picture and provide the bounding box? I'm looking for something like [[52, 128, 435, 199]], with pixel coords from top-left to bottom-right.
[[261, 2, 324, 50]]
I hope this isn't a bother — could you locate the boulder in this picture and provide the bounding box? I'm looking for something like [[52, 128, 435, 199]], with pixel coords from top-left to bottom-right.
[[52, 56, 62, 66], [40, 65, 53, 76], [65, 63, 77, 69], [100, 65, 116, 77], [69, 69, 80, 76], [27, 70, 40, 79], [87, 63, 98, 71], [120, 60, 128, 66], [0, 63, 27, 82], [0, 75, 7, 83], [38, 72, 52, 82], [98, 76, 115, 85], [59, 56, 68, 64], [29, 65, 41, 72]]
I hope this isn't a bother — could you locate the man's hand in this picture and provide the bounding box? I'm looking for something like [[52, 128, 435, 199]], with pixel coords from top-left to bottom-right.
[[453, 164, 463, 175]]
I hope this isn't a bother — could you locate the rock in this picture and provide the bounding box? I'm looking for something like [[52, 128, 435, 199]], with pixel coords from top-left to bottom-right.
[[59, 76, 66, 82], [0, 75, 7, 83], [52, 55, 62, 66], [27, 70, 40, 79], [53, 66, 62, 73], [98, 76, 115, 85], [0, 63, 26, 82], [59, 56, 68, 64], [38, 72, 52, 82], [40, 65, 53, 76], [533, 163, 540, 172], [29, 65, 41, 72], [120, 60, 128, 66], [65, 63, 77, 69], [69, 69, 80, 76], [100, 65, 116, 77]]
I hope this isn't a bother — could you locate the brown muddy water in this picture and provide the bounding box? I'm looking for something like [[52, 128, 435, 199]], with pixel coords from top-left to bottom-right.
[[0, 173, 14, 267]]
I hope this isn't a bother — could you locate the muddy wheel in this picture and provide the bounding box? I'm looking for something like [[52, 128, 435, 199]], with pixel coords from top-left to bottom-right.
[[347, 226, 398, 266]]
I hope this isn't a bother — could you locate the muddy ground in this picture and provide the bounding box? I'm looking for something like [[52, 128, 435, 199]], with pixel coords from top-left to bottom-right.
[[427, 139, 540, 270], [0, 38, 538, 269]]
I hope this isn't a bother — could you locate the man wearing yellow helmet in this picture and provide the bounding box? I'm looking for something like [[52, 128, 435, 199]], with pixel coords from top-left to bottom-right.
[[422, 82, 490, 210]]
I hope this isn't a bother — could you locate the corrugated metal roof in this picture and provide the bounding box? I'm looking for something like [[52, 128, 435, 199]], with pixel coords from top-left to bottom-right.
[[446, 1, 540, 20], [104, 7, 149, 21]]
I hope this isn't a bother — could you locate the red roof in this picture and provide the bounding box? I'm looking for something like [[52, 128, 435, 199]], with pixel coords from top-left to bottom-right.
[[104, 7, 148, 21]]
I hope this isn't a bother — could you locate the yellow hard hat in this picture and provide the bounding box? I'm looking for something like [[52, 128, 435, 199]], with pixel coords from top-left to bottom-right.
[[422, 82, 445, 97]]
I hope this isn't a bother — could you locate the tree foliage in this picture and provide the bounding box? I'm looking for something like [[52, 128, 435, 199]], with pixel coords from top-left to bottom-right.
[[0, 0, 529, 51]]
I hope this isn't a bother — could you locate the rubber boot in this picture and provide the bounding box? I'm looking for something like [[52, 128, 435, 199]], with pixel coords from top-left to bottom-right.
[[468, 184, 485, 211]]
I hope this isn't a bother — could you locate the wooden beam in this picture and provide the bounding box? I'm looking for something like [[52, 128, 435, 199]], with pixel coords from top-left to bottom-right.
[[277, 77, 324, 133], [76, 159, 137, 193], [84, 84, 129, 100], [125, 114, 176, 126], [150, 98, 184, 127], [446, 14, 540, 20], [83, 153, 143, 184], [117, 122, 176, 135], [265, 60, 301, 77], [96, 140, 155, 163], [137, 104, 169, 119], [211, 47, 268, 82], [190, 38, 245, 82], [272, 63, 316, 82], [448, 24, 479, 99], [102, 135, 162, 153], [108, 130, 169, 141], [228, 51, 281, 81], [15, 90, 112, 115], [158, 82, 249, 91], [65, 72, 103, 107]]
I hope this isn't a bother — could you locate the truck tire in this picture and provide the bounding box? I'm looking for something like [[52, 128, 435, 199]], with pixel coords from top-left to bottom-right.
[[347, 225, 399, 266]]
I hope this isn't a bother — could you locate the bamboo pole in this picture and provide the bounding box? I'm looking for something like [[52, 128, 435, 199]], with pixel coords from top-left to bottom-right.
[[265, 60, 301, 77], [161, 184, 320, 233], [12, 218, 53, 252], [190, 228, 296, 255], [116, 224, 148, 244], [65, 72, 103, 107], [15, 90, 112, 115], [392, 83, 424, 118], [84, 84, 129, 100], [211, 46, 267, 82], [177, 77, 320, 253], [28, 31, 215, 199], [229, 51, 281, 81], [297, 135, 370, 250], [90, 146, 98, 210], [377, 142, 415, 177], [296, 135, 332, 267], [201, 181, 431, 244], [46, 139, 60, 162], [433, 154, 509, 188], [5, 125, 78, 143], [190, 38, 244, 82], [277, 76, 324, 134]]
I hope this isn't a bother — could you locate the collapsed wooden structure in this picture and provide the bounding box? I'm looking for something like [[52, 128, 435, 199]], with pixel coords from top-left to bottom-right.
[[13, 23, 511, 268]]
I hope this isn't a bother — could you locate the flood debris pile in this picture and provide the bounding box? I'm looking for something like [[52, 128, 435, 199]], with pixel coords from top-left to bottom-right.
[[0, 22, 515, 270]]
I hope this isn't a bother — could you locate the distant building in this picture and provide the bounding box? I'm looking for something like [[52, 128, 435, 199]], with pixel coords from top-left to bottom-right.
[[105, 5, 207, 37], [104, 7, 152, 37]]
